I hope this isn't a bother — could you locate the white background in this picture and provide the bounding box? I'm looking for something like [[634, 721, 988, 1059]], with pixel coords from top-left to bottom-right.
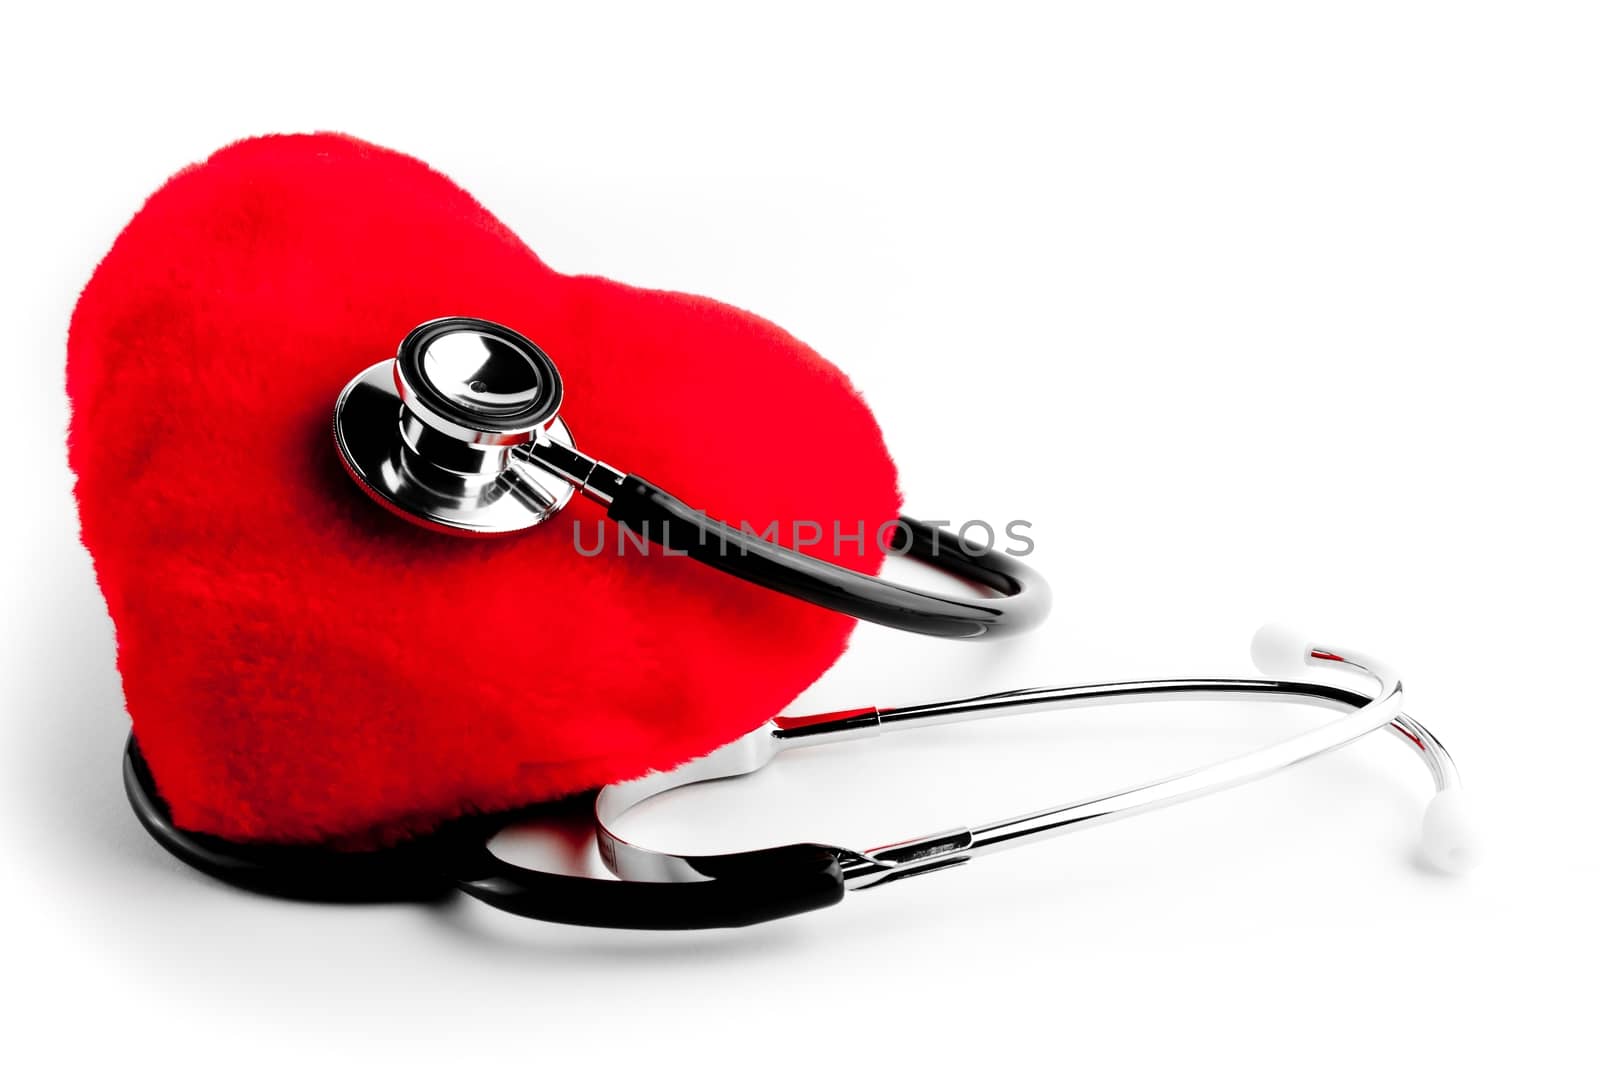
[[2, 2, 1596, 1063]]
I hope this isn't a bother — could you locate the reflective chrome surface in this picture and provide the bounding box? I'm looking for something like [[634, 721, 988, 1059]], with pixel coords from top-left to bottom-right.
[[334, 360, 580, 534], [393, 319, 563, 447], [517, 436, 627, 508], [595, 639, 1460, 889], [334, 319, 630, 534], [419, 330, 548, 417]]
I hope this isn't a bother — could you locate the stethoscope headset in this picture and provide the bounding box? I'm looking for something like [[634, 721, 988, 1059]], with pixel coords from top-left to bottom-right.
[[124, 318, 1478, 929]]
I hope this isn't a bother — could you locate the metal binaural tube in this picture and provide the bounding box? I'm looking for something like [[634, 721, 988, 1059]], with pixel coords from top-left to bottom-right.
[[839, 643, 1424, 883], [779, 677, 1454, 793], [595, 630, 1471, 894]]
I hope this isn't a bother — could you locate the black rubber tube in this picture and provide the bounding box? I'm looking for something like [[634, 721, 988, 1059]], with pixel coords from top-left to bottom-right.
[[451, 841, 845, 930], [123, 738, 457, 903], [124, 735, 846, 928], [607, 476, 1052, 640]]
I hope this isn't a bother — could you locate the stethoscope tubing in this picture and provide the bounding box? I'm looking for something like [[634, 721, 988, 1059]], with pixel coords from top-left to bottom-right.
[[122, 631, 1469, 930], [607, 484, 1052, 639], [122, 736, 845, 928]]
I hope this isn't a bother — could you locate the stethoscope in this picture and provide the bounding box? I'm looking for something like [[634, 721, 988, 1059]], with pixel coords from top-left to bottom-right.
[[122, 317, 1478, 927], [330, 317, 1050, 640]]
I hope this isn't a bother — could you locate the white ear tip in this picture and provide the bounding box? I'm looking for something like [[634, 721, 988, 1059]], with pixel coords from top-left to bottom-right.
[[1420, 788, 1481, 875], [1250, 623, 1311, 675]]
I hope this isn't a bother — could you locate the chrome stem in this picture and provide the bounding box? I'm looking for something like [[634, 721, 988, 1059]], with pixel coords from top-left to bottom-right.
[[512, 437, 627, 507]]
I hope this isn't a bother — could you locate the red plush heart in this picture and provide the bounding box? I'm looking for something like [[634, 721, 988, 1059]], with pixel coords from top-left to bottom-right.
[[68, 133, 900, 847]]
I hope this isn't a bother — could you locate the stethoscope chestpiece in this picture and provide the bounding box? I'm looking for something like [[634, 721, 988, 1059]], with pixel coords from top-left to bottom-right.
[[333, 317, 581, 535]]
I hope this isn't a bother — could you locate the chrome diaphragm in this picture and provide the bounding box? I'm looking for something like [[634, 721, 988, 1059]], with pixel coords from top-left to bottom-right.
[[333, 318, 579, 535]]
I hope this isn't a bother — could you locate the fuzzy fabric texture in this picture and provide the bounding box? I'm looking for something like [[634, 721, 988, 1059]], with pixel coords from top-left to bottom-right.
[[68, 133, 901, 847]]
